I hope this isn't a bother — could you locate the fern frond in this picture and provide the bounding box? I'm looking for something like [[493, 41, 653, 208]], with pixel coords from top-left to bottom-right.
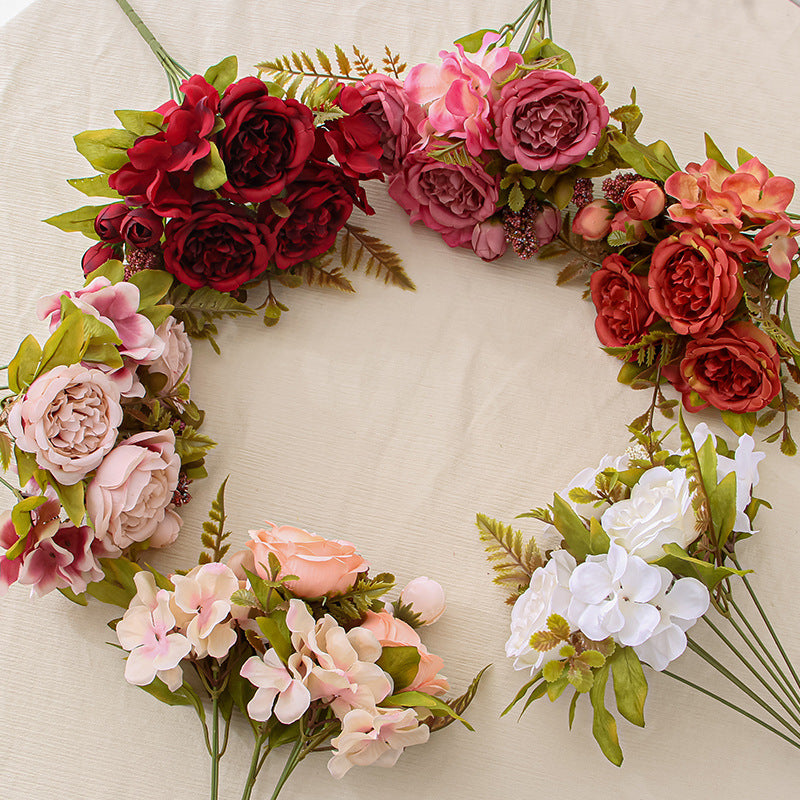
[[320, 572, 395, 625], [340, 223, 415, 291], [476, 514, 543, 602], [428, 665, 490, 732], [294, 258, 356, 293], [352, 45, 375, 77], [199, 477, 232, 563], [382, 46, 407, 79]]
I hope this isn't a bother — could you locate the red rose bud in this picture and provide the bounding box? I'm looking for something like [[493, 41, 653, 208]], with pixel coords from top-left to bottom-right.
[[81, 242, 122, 276], [621, 180, 666, 221], [121, 208, 164, 248], [93, 203, 128, 242]]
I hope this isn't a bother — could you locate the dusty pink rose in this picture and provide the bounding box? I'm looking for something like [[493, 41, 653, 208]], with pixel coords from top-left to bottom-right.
[[38, 277, 165, 364], [621, 180, 666, 220], [247, 523, 369, 598], [86, 429, 181, 550], [648, 231, 742, 336], [400, 576, 446, 625], [471, 218, 508, 261], [610, 210, 647, 241], [572, 199, 614, 241], [388, 150, 498, 248], [405, 32, 523, 156], [360, 610, 449, 696], [494, 69, 609, 171], [145, 316, 192, 394], [8, 364, 122, 485]]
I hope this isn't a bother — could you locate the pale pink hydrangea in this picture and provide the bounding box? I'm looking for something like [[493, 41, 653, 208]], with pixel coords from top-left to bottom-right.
[[240, 647, 313, 724]]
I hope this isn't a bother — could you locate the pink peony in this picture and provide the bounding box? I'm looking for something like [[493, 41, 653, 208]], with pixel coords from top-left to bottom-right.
[[621, 180, 666, 221], [86, 429, 181, 550], [247, 522, 369, 598], [493, 69, 609, 171], [572, 199, 614, 241], [145, 316, 192, 394], [388, 150, 498, 248], [8, 364, 122, 485], [471, 218, 508, 261]]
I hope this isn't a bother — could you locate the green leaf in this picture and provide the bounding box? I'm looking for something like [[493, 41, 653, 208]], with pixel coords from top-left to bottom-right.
[[128, 269, 174, 309], [86, 259, 125, 285], [703, 133, 734, 173], [607, 130, 678, 182], [8, 334, 41, 393], [204, 55, 238, 93], [139, 304, 174, 329], [508, 183, 525, 212], [547, 613, 571, 641], [67, 175, 122, 199], [256, 612, 293, 664], [709, 471, 738, 548], [383, 691, 473, 730], [453, 29, 497, 53], [193, 141, 228, 190], [137, 677, 193, 707], [114, 109, 164, 136], [85, 577, 134, 608], [580, 649, 607, 669], [542, 659, 566, 683], [721, 410, 756, 436], [58, 586, 89, 606], [14, 447, 37, 488], [588, 662, 623, 766], [50, 477, 85, 526], [566, 659, 594, 693], [737, 146, 756, 167], [0, 431, 12, 471], [376, 645, 421, 691], [552, 494, 609, 560], [546, 674, 569, 701], [568, 689, 580, 730], [609, 646, 647, 727], [36, 313, 84, 376], [6, 496, 48, 559], [695, 435, 719, 495], [74, 128, 136, 172], [656, 543, 749, 592], [43, 205, 109, 240]]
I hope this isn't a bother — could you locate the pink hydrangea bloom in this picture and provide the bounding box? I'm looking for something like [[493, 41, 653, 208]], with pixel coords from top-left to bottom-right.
[[240, 648, 313, 724]]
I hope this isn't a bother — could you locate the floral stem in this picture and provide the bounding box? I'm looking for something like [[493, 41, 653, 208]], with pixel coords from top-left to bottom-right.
[[731, 556, 800, 693], [268, 736, 305, 800], [686, 636, 800, 740], [112, 0, 191, 99], [210, 689, 220, 800], [662, 669, 800, 750], [0, 475, 22, 501], [240, 729, 270, 800], [726, 597, 800, 711], [701, 615, 800, 726]]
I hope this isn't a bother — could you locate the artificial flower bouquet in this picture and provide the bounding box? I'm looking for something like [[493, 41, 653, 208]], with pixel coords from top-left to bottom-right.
[[480, 416, 800, 763]]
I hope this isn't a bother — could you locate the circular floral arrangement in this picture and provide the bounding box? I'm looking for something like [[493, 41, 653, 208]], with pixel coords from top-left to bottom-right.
[[2, 0, 800, 798]]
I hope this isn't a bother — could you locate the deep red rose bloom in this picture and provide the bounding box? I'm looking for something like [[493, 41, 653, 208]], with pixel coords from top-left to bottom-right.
[[590, 254, 656, 347], [217, 77, 315, 203], [110, 164, 212, 219], [648, 230, 743, 336], [258, 161, 371, 270], [81, 242, 122, 276], [163, 201, 275, 292], [121, 207, 164, 248], [676, 321, 782, 413], [93, 203, 128, 243]]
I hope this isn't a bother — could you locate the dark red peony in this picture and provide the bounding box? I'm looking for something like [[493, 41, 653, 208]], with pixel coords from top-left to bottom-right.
[[258, 161, 371, 270], [217, 77, 316, 203], [676, 321, 782, 412], [590, 254, 656, 347], [163, 201, 275, 292]]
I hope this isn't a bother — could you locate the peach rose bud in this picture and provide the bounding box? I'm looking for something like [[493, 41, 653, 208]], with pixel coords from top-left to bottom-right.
[[572, 199, 614, 240], [621, 180, 666, 221], [400, 576, 446, 625]]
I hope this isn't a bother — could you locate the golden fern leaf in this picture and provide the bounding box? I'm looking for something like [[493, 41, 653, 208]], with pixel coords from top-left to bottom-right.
[[295, 259, 356, 293], [340, 223, 416, 291], [352, 45, 375, 77], [382, 45, 407, 78]]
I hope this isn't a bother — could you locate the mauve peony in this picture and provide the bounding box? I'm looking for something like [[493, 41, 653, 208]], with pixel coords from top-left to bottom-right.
[[86, 429, 181, 550], [648, 231, 742, 336], [8, 364, 122, 485], [146, 316, 192, 394], [399, 576, 446, 625], [621, 180, 666, 221], [572, 199, 614, 241], [247, 522, 369, 598], [494, 69, 609, 172], [388, 150, 498, 248], [590, 254, 656, 347], [676, 321, 782, 413]]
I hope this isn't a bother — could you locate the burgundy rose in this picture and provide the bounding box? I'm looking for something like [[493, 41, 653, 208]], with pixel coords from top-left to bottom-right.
[[388, 150, 498, 248], [258, 161, 369, 270], [217, 77, 315, 203], [493, 69, 609, 172], [110, 167, 212, 219], [676, 321, 782, 413], [590, 254, 656, 347], [93, 203, 128, 242], [163, 201, 275, 292], [648, 231, 743, 336], [325, 74, 424, 179], [82, 242, 122, 276], [121, 207, 163, 248]]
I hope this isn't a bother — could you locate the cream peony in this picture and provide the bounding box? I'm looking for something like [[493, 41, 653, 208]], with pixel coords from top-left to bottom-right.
[[600, 466, 697, 562], [86, 429, 181, 549], [8, 364, 122, 485]]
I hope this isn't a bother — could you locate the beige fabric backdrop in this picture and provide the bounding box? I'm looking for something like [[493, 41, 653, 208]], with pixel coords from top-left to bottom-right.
[[1, 1, 799, 798]]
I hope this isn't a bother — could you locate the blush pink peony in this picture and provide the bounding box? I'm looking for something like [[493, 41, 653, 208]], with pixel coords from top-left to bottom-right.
[[145, 316, 192, 394]]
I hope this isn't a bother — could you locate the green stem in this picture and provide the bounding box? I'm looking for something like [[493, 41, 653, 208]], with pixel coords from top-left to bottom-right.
[[210, 690, 220, 800], [240, 730, 270, 800], [731, 556, 800, 693], [268, 736, 305, 800], [702, 615, 800, 726], [112, 0, 191, 99], [662, 669, 800, 750], [0, 475, 22, 501], [686, 636, 800, 740], [727, 597, 800, 711]]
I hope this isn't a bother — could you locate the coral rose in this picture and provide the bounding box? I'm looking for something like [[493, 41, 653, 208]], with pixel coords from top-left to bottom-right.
[[572, 199, 614, 241], [247, 523, 369, 598], [590, 254, 656, 347], [648, 231, 742, 336], [218, 76, 315, 203], [493, 69, 609, 171], [8, 364, 122, 485], [86, 429, 181, 550], [677, 321, 781, 412], [621, 180, 666, 221], [163, 201, 275, 292], [388, 150, 498, 248]]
